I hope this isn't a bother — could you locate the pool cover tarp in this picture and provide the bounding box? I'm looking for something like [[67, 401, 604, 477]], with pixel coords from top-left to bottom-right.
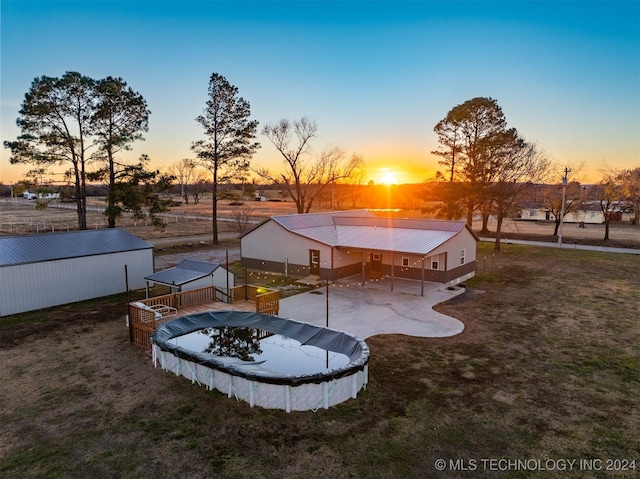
[[151, 311, 369, 386]]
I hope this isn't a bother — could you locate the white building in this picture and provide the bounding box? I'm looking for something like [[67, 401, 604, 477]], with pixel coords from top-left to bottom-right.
[[0, 229, 154, 316], [144, 259, 235, 300], [241, 210, 478, 292]]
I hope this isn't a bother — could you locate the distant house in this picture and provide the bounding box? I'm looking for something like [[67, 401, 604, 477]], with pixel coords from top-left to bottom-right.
[[144, 259, 234, 300], [0, 229, 154, 316], [240, 210, 478, 293], [518, 202, 629, 224], [519, 203, 551, 221]]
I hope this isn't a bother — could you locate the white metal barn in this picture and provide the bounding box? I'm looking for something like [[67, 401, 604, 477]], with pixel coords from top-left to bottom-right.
[[241, 210, 478, 293], [144, 259, 235, 299], [0, 229, 154, 317]]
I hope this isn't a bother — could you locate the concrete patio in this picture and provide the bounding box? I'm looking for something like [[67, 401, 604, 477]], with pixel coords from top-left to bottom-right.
[[278, 277, 466, 339]]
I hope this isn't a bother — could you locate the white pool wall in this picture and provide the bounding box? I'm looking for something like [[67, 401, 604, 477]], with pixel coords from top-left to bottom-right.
[[152, 344, 369, 412]]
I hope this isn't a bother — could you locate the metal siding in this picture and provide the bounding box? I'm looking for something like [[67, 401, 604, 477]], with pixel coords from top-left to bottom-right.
[[181, 270, 234, 292], [333, 249, 361, 268], [240, 213, 477, 283], [0, 249, 153, 316], [242, 220, 332, 273], [0, 228, 153, 266], [213, 269, 235, 289], [429, 229, 477, 270]]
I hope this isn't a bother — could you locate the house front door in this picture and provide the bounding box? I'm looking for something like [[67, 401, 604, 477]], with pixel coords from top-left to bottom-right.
[[371, 253, 382, 273], [309, 249, 320, 275]]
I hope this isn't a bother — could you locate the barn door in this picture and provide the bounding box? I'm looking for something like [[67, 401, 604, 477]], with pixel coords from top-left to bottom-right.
[[309, 249, 320, 275]]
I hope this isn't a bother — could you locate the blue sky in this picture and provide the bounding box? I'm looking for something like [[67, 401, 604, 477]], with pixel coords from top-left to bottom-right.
[[1, 0, 638, 185]]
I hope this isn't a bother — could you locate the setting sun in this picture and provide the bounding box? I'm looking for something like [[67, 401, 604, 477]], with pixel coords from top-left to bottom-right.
[[378, 169, 398, 185]]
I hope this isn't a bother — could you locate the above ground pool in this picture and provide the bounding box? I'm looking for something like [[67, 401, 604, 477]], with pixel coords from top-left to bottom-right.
[[151, 311, 370, 412]]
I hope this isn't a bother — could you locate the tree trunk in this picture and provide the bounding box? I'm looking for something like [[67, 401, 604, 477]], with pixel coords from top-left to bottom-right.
[[107, 150, 116, 228], [73, 157, 87, 230], [604, 218, 610, 241], [480, 212, 490, 235], [466, 200, 474, 227], [494, 214, 503, 252], [212, 169, 219, 244], [74, 162, 83, 229], [553, 217, 560, 236], [295, 189, 305, 214]]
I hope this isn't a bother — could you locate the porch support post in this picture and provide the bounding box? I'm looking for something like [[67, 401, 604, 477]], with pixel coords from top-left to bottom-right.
[[421, 257, 425, 297], [330, 247, 334, 282], [390, 254, 394, 292], [361, 251, 365, 287]]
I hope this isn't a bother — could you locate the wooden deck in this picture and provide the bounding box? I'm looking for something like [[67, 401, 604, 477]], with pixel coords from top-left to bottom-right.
[[173, 299, 257, 316], [128, 285, 279, 350]]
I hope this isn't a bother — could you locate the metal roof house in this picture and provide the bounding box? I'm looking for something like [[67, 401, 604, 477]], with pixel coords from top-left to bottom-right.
[[518, 201, 630, 224], [240, 210, 478, 293], [0, 229, 154, 316], [144, 259, 234, 299]]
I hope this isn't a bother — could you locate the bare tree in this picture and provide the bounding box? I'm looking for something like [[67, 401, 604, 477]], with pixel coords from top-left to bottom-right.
[[489, 140, 551, 250], [260, 117, 363, 213], [332, 153, 365, 209], [539, 163, 584, 235], [189, 171, 210, 205], [595, 170, 626, 240], [618, 167, 640, 226], [228, 203, 256, 236], [168, 158, 198, 204]]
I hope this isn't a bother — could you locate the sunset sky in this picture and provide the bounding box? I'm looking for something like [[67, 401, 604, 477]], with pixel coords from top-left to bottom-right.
[[1, 1, 638, 186]]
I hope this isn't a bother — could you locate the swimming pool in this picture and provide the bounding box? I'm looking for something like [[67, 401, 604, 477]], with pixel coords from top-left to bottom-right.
[[151, 311, 369, 412]]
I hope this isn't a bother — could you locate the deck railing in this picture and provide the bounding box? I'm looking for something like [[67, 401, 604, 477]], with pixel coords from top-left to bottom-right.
[[255, 290, 280, 315], [128, 284, 279, 349]]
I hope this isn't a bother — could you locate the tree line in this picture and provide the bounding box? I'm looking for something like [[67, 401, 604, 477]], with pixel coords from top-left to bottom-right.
[[428, 97, 639, 249], [4, 71, 364, 242], [4, 72, 177, 229], [5, 72, 638, 247]]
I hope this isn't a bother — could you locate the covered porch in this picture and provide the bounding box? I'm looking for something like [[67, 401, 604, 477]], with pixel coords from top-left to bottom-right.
[[328, 246, 453, 296]]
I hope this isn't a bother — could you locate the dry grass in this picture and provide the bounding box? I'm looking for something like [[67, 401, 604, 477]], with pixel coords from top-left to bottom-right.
[[3, 197, 638, 248], [1, 245, 639, 478]]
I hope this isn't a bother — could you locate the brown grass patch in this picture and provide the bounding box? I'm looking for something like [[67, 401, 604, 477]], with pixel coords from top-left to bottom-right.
[[1, 243, 639, 478]]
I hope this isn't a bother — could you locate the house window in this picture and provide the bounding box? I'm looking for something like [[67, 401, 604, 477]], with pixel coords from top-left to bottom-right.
[[402, 257, 409, 267], [460, 249, 466, 265], [431, 261, 439, 270], [373, 253, 381, 261]]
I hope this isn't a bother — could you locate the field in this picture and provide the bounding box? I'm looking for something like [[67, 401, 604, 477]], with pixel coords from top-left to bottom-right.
[[1, 197, 639, 249], [1, 243, 638, 478]]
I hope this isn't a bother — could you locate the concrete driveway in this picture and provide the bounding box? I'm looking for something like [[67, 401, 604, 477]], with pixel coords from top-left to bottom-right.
[[278, 277, 466, 340]]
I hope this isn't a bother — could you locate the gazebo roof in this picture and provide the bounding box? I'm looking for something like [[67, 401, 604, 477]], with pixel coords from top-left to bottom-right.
[[145, 259, 222, 287]]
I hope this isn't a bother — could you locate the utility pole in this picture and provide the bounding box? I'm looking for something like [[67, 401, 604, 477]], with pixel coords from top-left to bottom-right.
[[557, 166, 571, 248]]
